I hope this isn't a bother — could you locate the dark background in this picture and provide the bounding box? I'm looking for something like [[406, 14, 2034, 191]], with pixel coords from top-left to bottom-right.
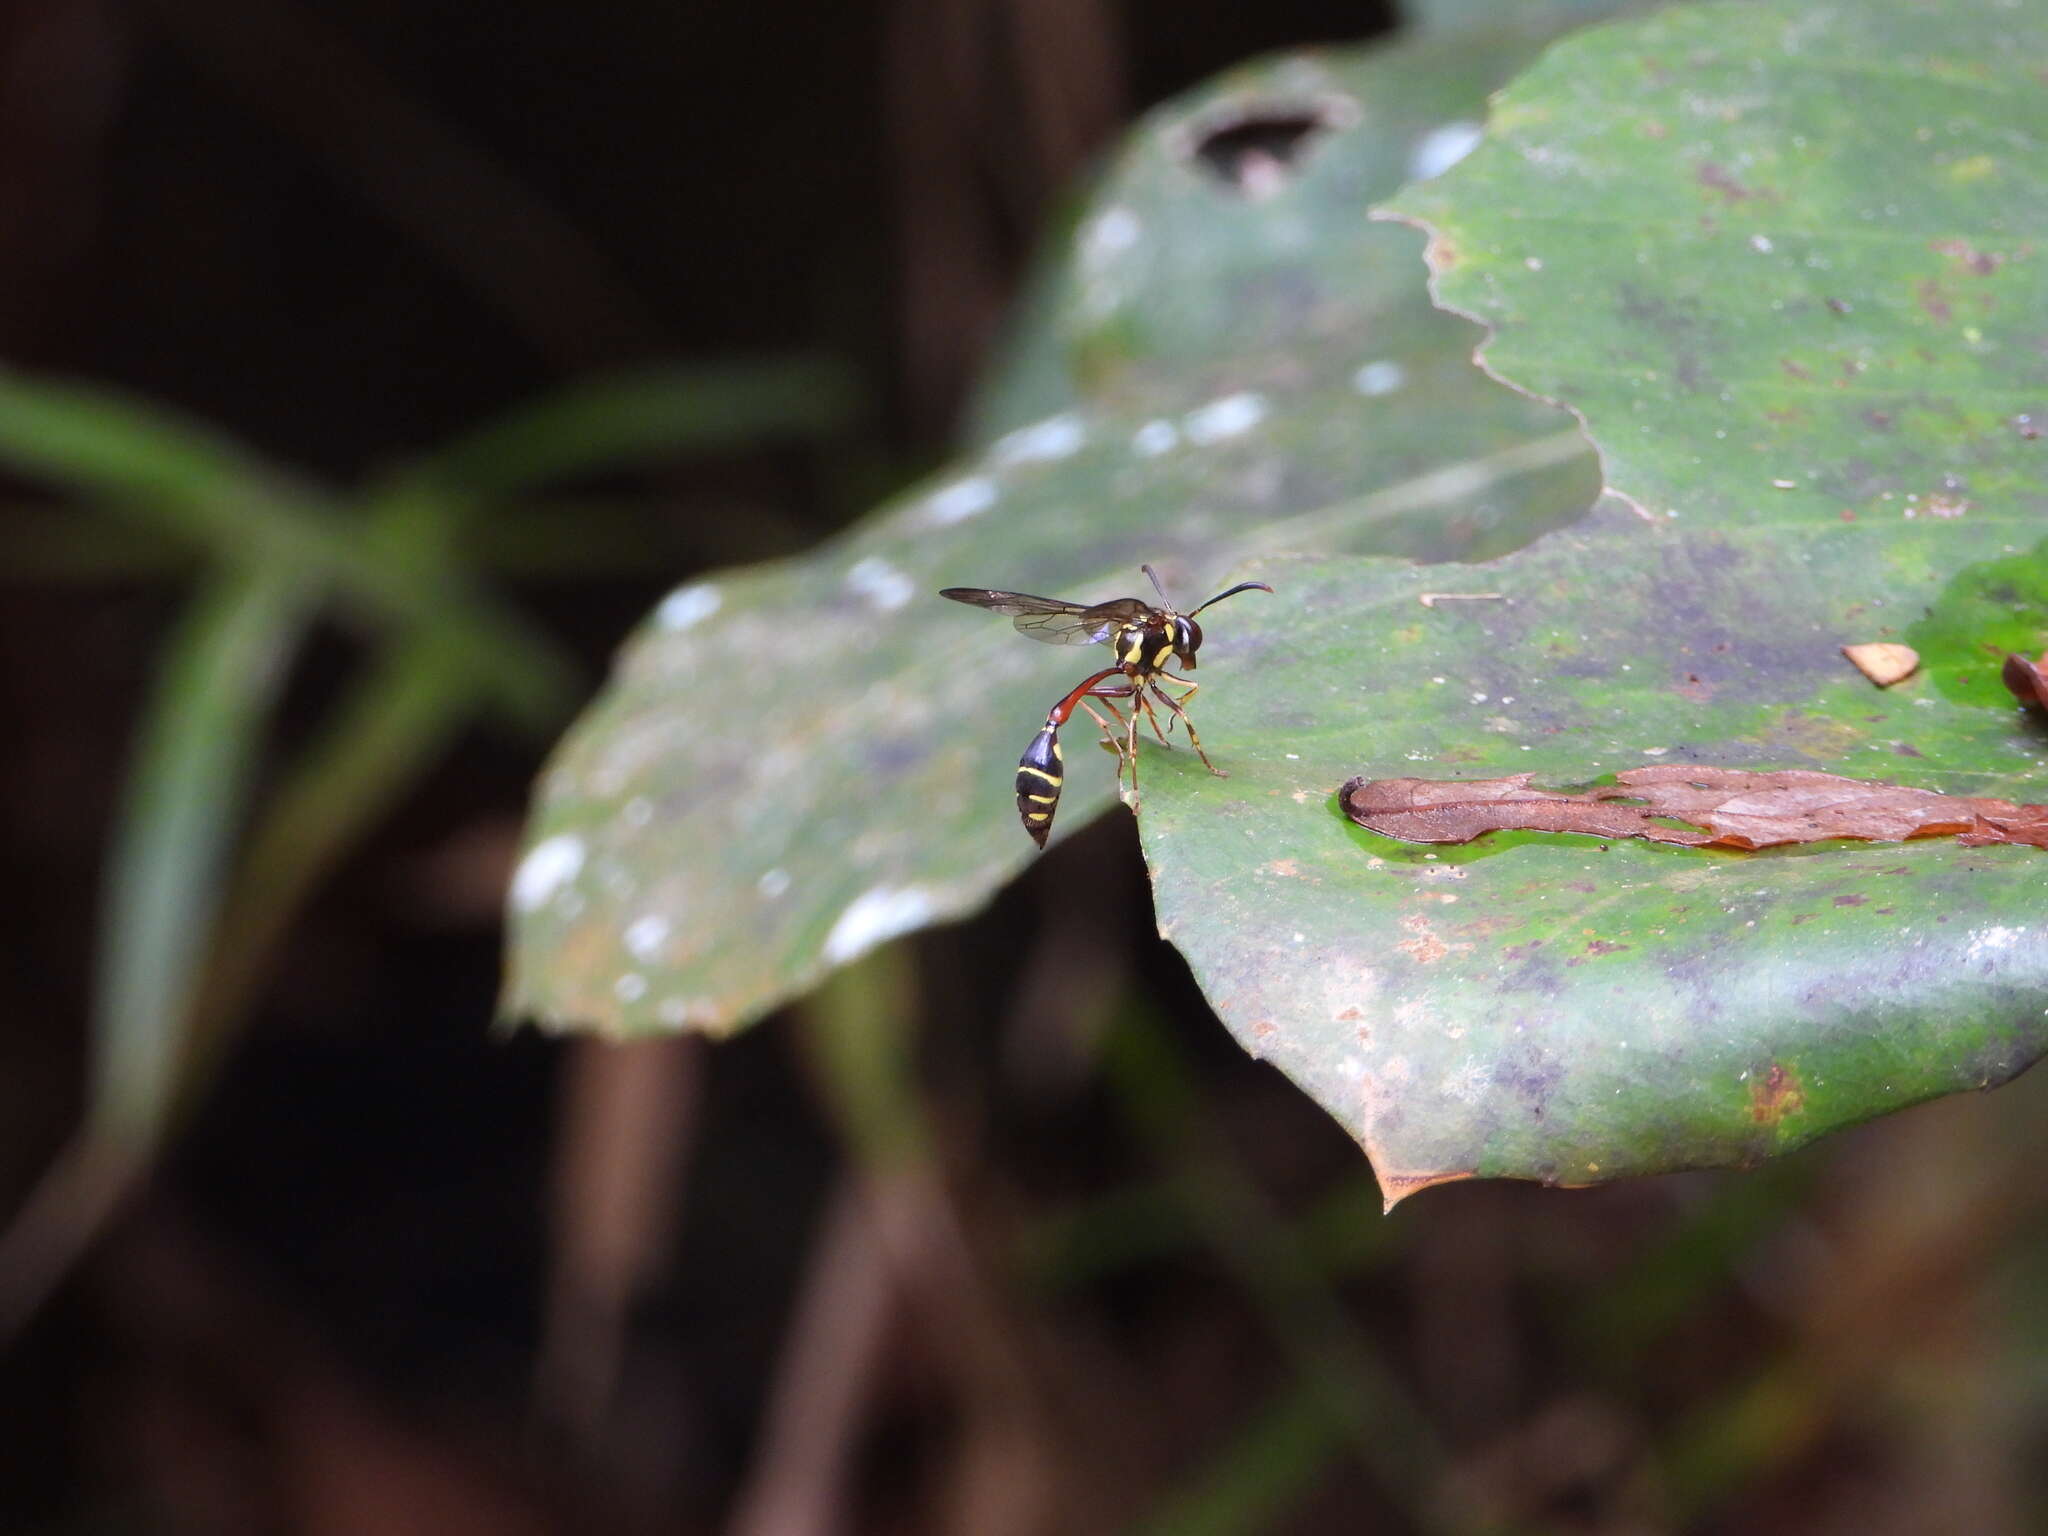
[[6, 2, 2048, 1533]]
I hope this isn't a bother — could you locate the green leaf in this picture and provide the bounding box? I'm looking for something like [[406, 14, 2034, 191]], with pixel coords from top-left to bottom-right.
[[1382, 0, 2047, 541], [1140, 516, 2048, 1199], [504, 27, 1607, 1036], [0, 369, 574, 727], [407, 355, 863, 498], [1134, 0, 2048, 1201], [93, 562, 314, 1146]]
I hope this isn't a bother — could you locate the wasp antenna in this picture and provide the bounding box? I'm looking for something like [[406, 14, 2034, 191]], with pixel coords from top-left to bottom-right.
[[1188, 580, 1274, 617], [1141, 563, 1172, 604]]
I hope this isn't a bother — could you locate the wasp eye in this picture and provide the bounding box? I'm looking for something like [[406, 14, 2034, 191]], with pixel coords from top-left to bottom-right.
[[1184, 619, 1203, 652]]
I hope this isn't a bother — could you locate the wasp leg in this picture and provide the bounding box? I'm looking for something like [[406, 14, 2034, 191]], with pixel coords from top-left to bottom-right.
[[1150, 678, 1223, 776], [1079, 694, 1128, 755], [1078, 692, 1141, 807], [1132, 684, 1174, 746], [1081, 686, 1144, 809]]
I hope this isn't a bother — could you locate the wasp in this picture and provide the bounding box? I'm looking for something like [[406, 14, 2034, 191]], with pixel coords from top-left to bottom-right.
[[940, 565, 1272, 848]]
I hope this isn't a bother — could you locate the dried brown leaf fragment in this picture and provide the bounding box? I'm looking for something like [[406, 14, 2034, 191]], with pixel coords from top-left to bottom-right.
[[1841, 642, 1918, 687], [2003, 651, 2048, 711], [1341, 766, 2048, 851]]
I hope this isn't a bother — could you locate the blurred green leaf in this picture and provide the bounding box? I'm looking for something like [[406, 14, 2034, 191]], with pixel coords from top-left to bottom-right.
[[193, 481, 569, 1048], [0, 371, 574, 726], [0, 370, 316, 515], [192, 622, 474, 1050], [506, 26, 1604, 1037], [964, 190, 1091, 444], [1134, 0, 2048, 1199], [802, 944, 933, 1172], [1402, 0, 1643, 34], [93, 561, 313, 1146], [410, 355, 862, 498]]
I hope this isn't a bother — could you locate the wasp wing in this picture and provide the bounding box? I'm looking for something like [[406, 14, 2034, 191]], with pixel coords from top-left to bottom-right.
[[940, 588, 1151, 646]]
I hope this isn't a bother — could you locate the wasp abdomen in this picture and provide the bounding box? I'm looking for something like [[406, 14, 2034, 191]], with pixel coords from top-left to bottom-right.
[[1015, 724, 1064, 849]]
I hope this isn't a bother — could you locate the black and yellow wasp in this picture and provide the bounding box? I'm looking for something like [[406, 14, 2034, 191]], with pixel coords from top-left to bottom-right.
[[940, 565, 1272, 848]]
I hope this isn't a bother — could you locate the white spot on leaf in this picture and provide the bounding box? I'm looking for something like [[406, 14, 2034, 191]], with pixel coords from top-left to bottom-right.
[[511, 835, 585, 912], [655, 583, 721, 631], [624, 914, 670, 961], [824, 884, 938, 965], [1967, 926, 2024, 962], [1132, 419, 1178, 457], [1182, 392, 1267, 445], [1082, 205, 1142, 264], [924, 476, 998, 524], [993, 413, 1086, 465], [1409, 120, 1483, 182], [1352, 360, 1405, 396], [846, 556, 915, 611]]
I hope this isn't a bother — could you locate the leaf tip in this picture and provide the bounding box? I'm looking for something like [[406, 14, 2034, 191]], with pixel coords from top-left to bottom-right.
[[1372, 1164, 1475, 1213]]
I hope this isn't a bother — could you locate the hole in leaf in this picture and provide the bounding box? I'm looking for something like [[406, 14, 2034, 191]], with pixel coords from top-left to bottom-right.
[[1190, 99, 1350, 198]]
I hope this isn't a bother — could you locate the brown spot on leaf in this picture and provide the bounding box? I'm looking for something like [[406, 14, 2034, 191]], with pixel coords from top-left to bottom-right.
[[1263, 858, 1301, 877], [1750, 1063, 1806, 1125], [1584, 939, 1628, 956], [1833, 894, 1868, 907], [1251, 1019, 1279, 1041], [1766, 709, 1866, 759], [1336, 1007, 1362, 1021], [1781, 358, 1813, 381], [1917, 278, 1953, 324], [1676, 672, 1715, 702], [1932, 238, 2003, 275], [1396, 915, 1450, 965], [1696, 161, 1754, 202]]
